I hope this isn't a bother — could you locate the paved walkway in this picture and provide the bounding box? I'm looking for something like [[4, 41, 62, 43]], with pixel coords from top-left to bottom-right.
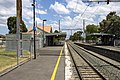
[[0, 46, 65, 80]]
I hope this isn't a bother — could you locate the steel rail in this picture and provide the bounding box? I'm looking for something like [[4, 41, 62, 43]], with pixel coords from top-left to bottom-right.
[[74, 43, 120, 70], [67, 42, 107, 80], [67, 44, 82, 80]]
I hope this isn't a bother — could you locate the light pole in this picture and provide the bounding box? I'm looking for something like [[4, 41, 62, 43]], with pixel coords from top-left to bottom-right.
[[43, 19, 47, 47], [83, 19, 86, 43], [32, 0, 36, 59]]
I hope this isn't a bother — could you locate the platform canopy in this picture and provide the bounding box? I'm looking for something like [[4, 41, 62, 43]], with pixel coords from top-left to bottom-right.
[[45, 32, 66, 46], [87, 33, 115, 37], [45, 32, 66, 37]]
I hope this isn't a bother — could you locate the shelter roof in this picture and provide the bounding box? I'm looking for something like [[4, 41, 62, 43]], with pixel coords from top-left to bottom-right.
[[45, 32, 66, 37], [87, 33, 115, 37]]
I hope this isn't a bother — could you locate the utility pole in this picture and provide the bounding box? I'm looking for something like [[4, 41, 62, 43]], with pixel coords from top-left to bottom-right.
[[16, 0, 22, 65], [36, 21, 37, 31], [59, 20, 61, 32], [17, 0, 22, 22], [32, 0, 36, 59], [71, 30, 72, 36], [43, 19, 47, 47], [83, 19, 86, 43]]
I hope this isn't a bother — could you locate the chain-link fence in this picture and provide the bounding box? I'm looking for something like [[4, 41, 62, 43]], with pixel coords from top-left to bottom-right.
[[0, 34, 43, 75], [6, 34, 43, 52]]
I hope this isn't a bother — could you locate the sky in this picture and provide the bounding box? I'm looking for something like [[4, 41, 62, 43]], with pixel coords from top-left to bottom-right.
[[0, 0, 120, 38]]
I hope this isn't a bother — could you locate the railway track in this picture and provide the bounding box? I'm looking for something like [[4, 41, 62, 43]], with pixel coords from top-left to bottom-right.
[[67, 41, 120, 80]]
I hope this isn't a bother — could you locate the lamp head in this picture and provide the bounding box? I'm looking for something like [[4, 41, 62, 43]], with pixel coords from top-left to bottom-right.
[[43, 19, 47, 21]]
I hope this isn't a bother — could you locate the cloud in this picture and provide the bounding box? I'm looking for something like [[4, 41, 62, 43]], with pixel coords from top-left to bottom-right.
[[66, 0, 87, 13], [61, 16, 73, 27], [0, 0, 16, 31], [65, 0, 120, 27], [0, 0, 46, 34], [36, 17, 42, 26], [50, 2, 70, 14], [1, 0, 120, 36], [49, 20, 59, 32], [36, 9, 47, 14]]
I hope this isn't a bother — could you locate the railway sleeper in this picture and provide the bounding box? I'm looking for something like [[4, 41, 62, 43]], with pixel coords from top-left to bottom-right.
[[82, 78, 102, 80]]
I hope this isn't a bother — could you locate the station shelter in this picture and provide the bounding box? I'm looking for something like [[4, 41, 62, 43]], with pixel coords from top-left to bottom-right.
[[45, 32, 66, 46], [88, 33, 115, 45]]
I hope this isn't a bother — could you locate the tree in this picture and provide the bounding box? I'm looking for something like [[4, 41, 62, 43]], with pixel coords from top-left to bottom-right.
[[99, 12, 120, 39], [54, 30, 59, 33], [7, 16, 27, 34], [86, 24, 98, 34], [69, 35, 74, 41], [69, 31, 83, 41], [99, 12, 116, 32], [85, 24, 98, 40]]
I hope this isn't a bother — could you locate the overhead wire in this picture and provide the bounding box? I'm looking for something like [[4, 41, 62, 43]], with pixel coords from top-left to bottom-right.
[[88, 5, 100, 19], [70, 0, 79, 24], [62, 0, 80, 35], [73, 2, 91, 28], [64, 0, 91, 35]]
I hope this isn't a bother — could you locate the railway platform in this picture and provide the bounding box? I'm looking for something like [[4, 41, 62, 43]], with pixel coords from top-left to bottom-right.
[[95, 45, 120, 52], [0, 46, 65, 80], [76, 42, 120, 52], [1, 42, 120, 80]]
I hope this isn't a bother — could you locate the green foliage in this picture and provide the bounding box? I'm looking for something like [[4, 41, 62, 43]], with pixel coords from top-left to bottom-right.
[[99, 11, 120, 39], [69, 35, 74, 41], [7, 16, 16, 34], [86, 24, 98, 34], [20, 20, 28, 32], [86, 24, 98, 40], [69, 31, 83, 41], [7, 16, 28, 34], [54, 30, 59, 33]]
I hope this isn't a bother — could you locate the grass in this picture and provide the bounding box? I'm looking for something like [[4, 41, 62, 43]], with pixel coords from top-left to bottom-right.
[[0, 49, 30, 73]]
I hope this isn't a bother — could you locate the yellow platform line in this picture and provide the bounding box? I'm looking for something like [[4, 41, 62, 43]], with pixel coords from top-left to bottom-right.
[[50, 47, 64, 80]]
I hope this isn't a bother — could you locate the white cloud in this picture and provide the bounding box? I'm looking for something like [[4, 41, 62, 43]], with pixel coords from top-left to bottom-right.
[[64, 0, 120, 30], [66, 0, 87, 13], [36, 17, 42, 26], [36, 9, 47, 14], [61, 16, 72, 27], [0, 0, 45, 34], [0, 23, 6, 27], [0, 0, 16, 33], [50, 2, 70, 14]]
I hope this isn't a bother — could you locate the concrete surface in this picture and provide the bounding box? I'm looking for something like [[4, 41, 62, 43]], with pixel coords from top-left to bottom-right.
[[0, 46, 64, 80]]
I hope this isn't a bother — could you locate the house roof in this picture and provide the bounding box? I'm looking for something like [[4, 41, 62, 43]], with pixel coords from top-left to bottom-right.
[[37, 26, 52, 33], [28, 26, 52, 33]]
